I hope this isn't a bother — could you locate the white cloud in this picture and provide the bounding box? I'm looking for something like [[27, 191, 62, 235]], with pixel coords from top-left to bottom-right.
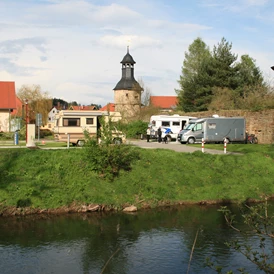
[[99, 35, 162, 49], [0, 0, 273, 107]]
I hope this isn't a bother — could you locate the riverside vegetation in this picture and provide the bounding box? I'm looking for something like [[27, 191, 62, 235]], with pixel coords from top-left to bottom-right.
[[0, 142, 274, 216]]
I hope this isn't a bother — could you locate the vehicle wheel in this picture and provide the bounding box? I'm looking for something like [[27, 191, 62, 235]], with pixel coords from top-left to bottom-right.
[[77, 140, 85, 147], [113, 138, 122, 145], [187, 137, 195, 144]]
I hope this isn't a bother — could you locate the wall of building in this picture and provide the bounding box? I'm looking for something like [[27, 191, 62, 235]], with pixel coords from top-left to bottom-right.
[[114, 89, 141, 118], [0, 110, 10, 132], [183, 109, 274, 144]]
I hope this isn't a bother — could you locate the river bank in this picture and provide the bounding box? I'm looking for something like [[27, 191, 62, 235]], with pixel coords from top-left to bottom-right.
[[1, 144, 274, 217]]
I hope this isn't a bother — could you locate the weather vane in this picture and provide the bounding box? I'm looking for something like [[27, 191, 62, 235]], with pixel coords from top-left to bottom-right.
[[127, 38, 131, 52]]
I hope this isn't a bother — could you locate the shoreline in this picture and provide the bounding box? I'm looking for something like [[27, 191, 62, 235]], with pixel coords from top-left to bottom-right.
[[0, 197, 267, 217]]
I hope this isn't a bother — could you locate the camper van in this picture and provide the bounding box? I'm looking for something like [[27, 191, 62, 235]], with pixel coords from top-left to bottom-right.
[[53, 110, 125, 146], [177, 117, 246, 144], [149, 114, 197, 141]]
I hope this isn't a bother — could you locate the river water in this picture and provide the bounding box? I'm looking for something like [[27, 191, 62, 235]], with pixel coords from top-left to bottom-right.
[[0, 204, 272, 274]]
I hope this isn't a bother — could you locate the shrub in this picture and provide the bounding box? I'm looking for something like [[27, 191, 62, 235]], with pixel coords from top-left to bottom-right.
[[83, 137, 139, 181], [0, 132, 13, 140], [83, 118, 140, 180], [119, 120, 148, 139]]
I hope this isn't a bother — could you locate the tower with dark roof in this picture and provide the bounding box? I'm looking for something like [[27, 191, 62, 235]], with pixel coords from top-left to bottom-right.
[[113, 47, 142, 119]]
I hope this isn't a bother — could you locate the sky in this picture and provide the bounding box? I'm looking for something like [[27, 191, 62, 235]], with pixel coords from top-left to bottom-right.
[[0, 0, 274, 107]]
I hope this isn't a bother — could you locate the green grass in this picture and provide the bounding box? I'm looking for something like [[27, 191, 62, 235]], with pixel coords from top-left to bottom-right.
[[190, 143, 274, 154], [0, 144, 274, 213]]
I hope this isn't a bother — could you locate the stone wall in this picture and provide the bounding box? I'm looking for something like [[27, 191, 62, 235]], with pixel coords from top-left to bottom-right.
[[114, 89, 141, 119], [182, 109, 274, 144]]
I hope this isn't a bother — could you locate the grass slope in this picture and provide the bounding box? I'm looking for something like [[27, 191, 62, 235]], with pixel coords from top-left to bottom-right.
[[0, 144, 274, 213]]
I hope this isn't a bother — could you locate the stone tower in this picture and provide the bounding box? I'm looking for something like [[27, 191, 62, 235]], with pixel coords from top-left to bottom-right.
[[113, 47, 143, 119]]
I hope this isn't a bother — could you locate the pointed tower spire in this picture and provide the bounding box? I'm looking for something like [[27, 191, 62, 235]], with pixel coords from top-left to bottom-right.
[[113, 48, 143, 119], [113, 47, 141, 90]]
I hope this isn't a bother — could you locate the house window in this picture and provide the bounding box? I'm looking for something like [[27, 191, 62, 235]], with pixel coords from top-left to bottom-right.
[[86, 118, 94, 125], [63, 118, 80, 126]]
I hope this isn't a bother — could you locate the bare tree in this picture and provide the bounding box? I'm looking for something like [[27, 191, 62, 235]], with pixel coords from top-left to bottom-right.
[[17, 85, 52, 125]]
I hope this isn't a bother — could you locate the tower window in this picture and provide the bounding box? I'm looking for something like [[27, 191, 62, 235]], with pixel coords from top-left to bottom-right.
[[126, 93, 129, 97]]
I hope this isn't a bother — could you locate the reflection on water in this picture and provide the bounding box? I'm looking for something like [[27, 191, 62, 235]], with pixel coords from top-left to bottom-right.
[[0, 205, 271, 274]]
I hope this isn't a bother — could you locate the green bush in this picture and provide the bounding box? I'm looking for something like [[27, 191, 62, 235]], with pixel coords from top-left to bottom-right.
[[0, 132, 13, 140], [39, 129, 54, 138], [83, 117, 140, 180], [83, 137, 140, 180], [119, 120, 148, 139]]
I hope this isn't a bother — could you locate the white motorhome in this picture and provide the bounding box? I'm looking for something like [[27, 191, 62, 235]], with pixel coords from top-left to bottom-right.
[[149, 114, 197, 141], [53, 110, 125, 145], [177, 116, 246, 144]]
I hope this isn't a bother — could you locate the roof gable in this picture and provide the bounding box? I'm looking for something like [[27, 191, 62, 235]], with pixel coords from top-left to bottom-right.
[[0, 81, 16, 109], [100, 103, 115, 112], [150, 96, 178, 109], [11, 97, 23, 116]]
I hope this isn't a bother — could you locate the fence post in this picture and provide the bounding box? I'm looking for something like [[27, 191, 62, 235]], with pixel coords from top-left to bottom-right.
[[202, 138, 205, 153], [224, 138, 227, 154], [66, 133, 70, 149]]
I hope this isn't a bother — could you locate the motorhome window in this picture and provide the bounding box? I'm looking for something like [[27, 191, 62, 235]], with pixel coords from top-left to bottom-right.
[[185, 123, 195, 130], [194, 123, 203, 131], [208, 123, 216, 129], [63, 118, 80, 126], [172, 121, 180, 126], [86, 118, 94, 125], [162, 121, 170, 127]]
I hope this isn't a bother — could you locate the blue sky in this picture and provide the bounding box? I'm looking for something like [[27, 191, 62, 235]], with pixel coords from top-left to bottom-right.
[[0, 0, 274, 106]]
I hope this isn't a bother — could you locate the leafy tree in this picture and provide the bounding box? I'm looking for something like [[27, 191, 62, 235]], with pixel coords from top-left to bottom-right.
[[234, 55, 266, 97], [177, 37, 268, 112], [17, 85, 52, 125], [68, 101, 78, 106], [207, 199, 274, 273], [176, 37, 211, 112], [52, 98, 69, 109]]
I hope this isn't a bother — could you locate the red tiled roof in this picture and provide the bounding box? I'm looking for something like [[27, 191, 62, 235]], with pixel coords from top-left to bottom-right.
[[69, 105, 97, 110], [100, 103, 115, 112], [11, 97, 23, 116], [0, 81, 16, 109], [150, 96, 178, 109]]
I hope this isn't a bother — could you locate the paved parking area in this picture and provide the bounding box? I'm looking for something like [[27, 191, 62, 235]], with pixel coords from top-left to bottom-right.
[[128, 140, 239, 155]]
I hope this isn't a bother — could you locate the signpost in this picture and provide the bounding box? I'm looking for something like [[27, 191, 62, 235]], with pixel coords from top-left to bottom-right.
[[36, 113, 42, 141]]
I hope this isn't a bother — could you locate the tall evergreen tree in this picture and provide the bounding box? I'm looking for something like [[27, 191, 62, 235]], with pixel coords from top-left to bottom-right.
[[234, 54, 266, 97], [176, 37, 211, 112], [210, 37, 238, 89]]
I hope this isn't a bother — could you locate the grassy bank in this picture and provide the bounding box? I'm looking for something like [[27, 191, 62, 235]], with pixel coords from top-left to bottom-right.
[[1, 144, 274, 215]]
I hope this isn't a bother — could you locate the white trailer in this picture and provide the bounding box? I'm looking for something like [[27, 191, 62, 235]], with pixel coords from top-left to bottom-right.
[[149, 114, 197, 141], [177, 116, 246, 144], [53, 110, 125, 146]]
